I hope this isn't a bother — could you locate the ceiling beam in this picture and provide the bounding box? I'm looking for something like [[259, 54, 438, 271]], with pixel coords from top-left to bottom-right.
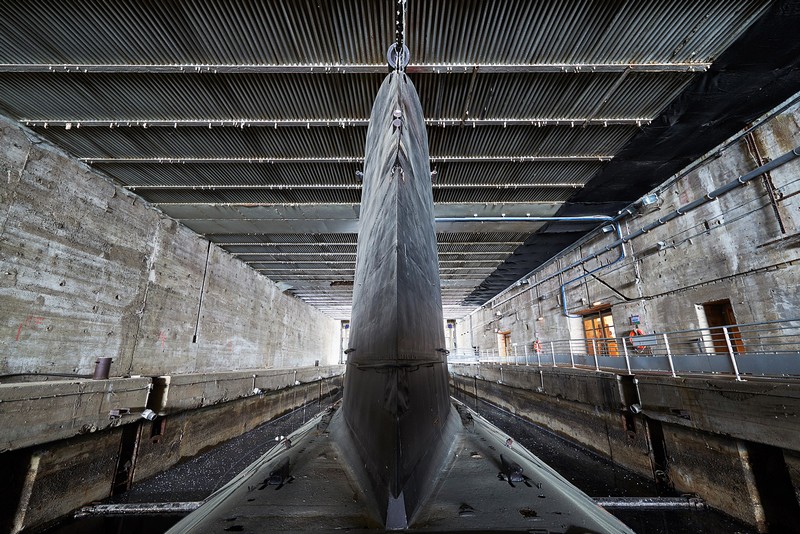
[[242, 259, 502, 265], [0, 62, 710, 74], [25, 117, 649, 128], [94, 155, 610, 164], [231, 252, 516, 257], [216, 242, 524, 247], [124, 182, 587, 191]]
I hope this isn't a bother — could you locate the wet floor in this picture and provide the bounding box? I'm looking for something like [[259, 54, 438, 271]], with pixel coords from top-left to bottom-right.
[[48, 391, 755, 533]]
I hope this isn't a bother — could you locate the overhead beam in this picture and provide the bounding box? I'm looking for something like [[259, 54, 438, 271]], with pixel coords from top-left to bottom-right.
[[25, 117, 649, 128], [221, 243, 522, 248], [0, 62, 710, 74], [242, 259, 502, 265], [125, 182, 587, 191], [251, 266, 499, 272], [95, 156, 610, 164], [232, 252, 515, 257]]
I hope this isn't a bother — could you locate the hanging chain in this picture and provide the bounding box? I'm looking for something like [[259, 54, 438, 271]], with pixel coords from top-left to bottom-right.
[[394, 0, 407, 72]]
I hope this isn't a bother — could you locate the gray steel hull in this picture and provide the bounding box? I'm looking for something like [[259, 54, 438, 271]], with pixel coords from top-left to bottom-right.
[[342, 71, 452, 527]]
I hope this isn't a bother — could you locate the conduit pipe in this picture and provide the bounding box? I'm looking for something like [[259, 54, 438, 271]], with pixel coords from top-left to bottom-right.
[[558, 144, 800, 316], [482, 220, 624, 309], [560, 222, 626, 318], [435, 216, 614, 223], [437, 216, 621, 311], [616, 145, 800, 244], [474, 144, 799, 315]]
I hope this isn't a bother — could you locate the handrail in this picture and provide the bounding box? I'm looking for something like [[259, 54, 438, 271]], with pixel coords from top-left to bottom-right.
[[448, 318, 800, 380]]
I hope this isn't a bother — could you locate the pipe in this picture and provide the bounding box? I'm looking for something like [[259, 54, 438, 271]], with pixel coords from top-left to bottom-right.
[[92, 357, 113, 380], [594, 496, 705, 510], [620, 145, 800, 244], [75, 502, 202, 517], [464, 145, 800, 314], [559, 145, 800, 316], [559, 223, 626, 318], [435, 216, 614, 223], [485, 223, 622, 309], [445, 216, 617, 311]]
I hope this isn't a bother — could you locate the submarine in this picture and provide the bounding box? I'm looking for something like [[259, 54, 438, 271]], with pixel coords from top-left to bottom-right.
[[165, 61, 634, 534]]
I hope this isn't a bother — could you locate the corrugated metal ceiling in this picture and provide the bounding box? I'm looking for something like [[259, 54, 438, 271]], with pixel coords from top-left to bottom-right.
[[0, 0, 776, 319]]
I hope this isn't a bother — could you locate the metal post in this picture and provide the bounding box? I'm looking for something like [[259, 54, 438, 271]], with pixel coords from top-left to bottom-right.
[[569, 340, 575, 368], [622, 337, 632, 375], [663, 333, 676, 378], [592, 339, 600, 371], [524, 344, 529, 366], [552, 342, 557, 368], [722, 327, 743, 381], [513, 345, 518, 365]]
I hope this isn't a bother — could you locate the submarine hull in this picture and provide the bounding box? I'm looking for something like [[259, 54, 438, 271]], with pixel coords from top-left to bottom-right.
[[163, 70, 635, 534], [342, 70, 452, 526]]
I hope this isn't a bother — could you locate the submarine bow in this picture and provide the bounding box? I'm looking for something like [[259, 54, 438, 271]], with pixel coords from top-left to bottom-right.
[[342, 70, 453, 528]]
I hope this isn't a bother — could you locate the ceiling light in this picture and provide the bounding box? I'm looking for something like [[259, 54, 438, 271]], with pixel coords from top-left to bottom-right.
[[639, 193, 659, 206]]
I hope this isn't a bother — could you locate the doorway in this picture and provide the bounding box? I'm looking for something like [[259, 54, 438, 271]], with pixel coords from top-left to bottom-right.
[[582, 308, 618, 356], [497, 330, 512, 360], [703, 299, 744, 354]]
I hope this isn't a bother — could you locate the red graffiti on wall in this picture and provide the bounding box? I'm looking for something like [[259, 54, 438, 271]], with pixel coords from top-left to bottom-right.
[[158, 330, 167, 349], [16, 316, 44, 341]]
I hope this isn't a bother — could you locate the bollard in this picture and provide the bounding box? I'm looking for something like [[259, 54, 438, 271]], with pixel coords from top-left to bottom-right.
[[93, 357, 113, 380]]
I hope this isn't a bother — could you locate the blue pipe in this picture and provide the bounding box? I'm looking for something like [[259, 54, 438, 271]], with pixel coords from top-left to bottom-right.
[[435, 216, 614, 223], [559, 222, 626, 318]]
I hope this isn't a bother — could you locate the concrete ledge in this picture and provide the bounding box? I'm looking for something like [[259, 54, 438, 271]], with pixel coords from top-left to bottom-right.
[[149, 365, 345, 414], [635, 375, 800, 452], [449, 363, 800, 528], [0, 377, 152, 452], [2, 375, 344, 534], [450, 363, 800, 454], [0, 366, 345, 452], [450, 363, 625, 408]]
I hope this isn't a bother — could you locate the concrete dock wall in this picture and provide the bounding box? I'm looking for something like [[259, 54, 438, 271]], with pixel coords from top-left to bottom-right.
[[1, 372, 343, 533], [451, 363, 800, 531], [0, 105, 345, 533], [455, 99, 800, 354], [1, 115, 340, 377]]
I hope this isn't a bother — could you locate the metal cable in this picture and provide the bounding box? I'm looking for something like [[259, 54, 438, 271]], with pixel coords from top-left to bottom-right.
[[394, 0, 407, 71]]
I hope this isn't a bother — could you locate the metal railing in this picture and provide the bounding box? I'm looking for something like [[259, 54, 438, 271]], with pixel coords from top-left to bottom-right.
[[447, 319, 800, 380]]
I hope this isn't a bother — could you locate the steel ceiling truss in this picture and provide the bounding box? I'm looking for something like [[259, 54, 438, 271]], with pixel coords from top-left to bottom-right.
[[0, 0, 774, 318]]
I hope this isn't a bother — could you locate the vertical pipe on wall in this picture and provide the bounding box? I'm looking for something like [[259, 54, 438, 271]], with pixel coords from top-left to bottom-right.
[[723, 327, 743, 381], [622, 338, 632, 375], [664, 334, 677, 378]]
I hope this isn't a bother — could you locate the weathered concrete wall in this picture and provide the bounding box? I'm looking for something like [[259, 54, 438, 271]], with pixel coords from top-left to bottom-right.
[[1, 375, 342, 533], [0, 115, 340, 376], [0, 366, 344, 454], [456, 100, 800, 354], [0, 377, 151, 452], [450, 363, 800, 528], [132, 375, 342, 484]]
